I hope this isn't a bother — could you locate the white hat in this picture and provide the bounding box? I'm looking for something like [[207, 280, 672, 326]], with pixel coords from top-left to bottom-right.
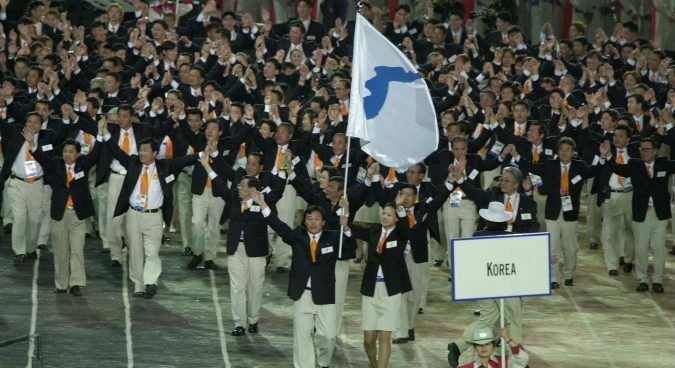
[[478, 202, 513, 223], [466, 328, 498, 345]]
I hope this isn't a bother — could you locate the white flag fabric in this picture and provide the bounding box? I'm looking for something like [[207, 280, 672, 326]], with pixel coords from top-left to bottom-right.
[[347, 14, 438, 170]]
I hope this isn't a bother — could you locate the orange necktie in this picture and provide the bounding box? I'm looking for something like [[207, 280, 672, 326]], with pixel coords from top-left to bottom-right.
[[140, 166, 149, 208], [505, 196, 514, 224], [276, 148, 284, 169], [66, 167, 74, 208], [341, 102, 348, 116], [561, 165, 569, 196], [515, 125, 523, 137], [242, 201, 250, 212], [310, 235, 318, 263], [647, 165, 653, 178], [25, 145, 36, 183], [334, 156, 341, 168], [122, 132, 130, 154], [616, 150, 624, 185], [376, 232, 386, 254], [533, 148, 540, 162], [453, 33, 459, 44], [407, 210, 415, 228], [165, 137, 174, 158]]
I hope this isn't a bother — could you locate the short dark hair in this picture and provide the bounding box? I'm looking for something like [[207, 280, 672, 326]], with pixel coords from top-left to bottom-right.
[[243, 176, 262, 191], [512, 99, 531, 111], [62, 138, 81, 153], [614, 124, 632, 137], [398, 183, 418, 195], [186, 108, 203, 119], [304, 205, 325, 221], [641, 137, 660, 150], [320, 166, 339, 177], [139, 137, 159, 152], [602, 109, 620, 121], [530, 121, 548, 138], [328, 176, 345, 186], [118, 105, 134, 115], [25, 111, 42, 122]]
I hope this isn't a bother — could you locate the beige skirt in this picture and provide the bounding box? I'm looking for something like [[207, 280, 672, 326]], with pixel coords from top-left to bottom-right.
[[361, 282, 401, 331], [354, 203, 381, 223]]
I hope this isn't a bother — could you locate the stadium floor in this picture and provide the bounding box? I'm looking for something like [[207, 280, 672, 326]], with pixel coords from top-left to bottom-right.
[[1, 209, 674, 368]]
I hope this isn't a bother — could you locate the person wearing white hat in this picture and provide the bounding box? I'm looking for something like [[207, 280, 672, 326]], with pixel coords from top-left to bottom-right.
[[455, 327, 529, 368], [447, 202, 524, 368]]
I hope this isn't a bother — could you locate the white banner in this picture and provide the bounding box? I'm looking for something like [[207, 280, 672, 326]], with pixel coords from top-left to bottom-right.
[[451, 233, 551, 301]]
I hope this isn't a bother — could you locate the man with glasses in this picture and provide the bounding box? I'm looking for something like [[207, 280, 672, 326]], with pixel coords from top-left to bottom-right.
[[601, 137, 675, 293], [454, 166, 539, 234]]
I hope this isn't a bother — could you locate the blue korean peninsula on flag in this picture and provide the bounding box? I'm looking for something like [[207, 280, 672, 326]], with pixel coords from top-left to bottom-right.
[[347, 14, 438, 170]]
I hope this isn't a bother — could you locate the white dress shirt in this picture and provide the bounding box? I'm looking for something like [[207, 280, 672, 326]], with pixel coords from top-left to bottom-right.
[[130, 162, 163, 210]]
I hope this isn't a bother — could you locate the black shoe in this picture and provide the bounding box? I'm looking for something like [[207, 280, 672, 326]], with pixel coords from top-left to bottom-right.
[[132, 291, 146, 298], [433, 260, 444, 267], [276, 266, 288, 273], [145, 284, 157, 299], [182, 247, 193, 256], [551, 282, 560, 289], [652, 283, 665, 293], [53, 288, 67, 294], [418, 308, 424, 315], [589, 242, 598, 250], [110, 260, 122, 267], [204, 260, 217, 269], [26, 251, 37, 260], [636, 283, 649, 292], [162, 235, 170, 243], [619, 256, 625, 266], [100, 248, 111, 254], [70, 286, 84, 296], [14, 254, 25, 264], [623, 262, 633, 273], [564, 278, 574, 286], [408, 328, 415, 341], [473, 310, 481, 317], [447, 342, 460, 368], [670, 246, 675, 255], [187, 254, 203, 269], [609, 270, 619, 276], [392, 337, 408, 344], [4, 224, 11, 234], [37, 244, 48, 251], [248, 322, 259, 333], [448, 276, 452, 282], [231, 326, 246, 336]]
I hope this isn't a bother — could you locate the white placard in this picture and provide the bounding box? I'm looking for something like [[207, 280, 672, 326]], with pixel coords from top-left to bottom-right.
[[451, 232, 551, 301]]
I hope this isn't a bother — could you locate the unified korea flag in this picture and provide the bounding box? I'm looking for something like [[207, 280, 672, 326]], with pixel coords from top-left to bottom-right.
[[347, 14, 438, 170]]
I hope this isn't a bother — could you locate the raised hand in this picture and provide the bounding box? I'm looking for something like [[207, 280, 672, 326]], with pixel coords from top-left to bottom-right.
[[599, 141, 611, 158], [522, 176, 532, 192], [22, 127, 36, 147]]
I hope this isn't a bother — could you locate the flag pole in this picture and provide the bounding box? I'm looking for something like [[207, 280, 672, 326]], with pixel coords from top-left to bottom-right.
[[500, 298, 506, 367], [338, 2, 366, 258]]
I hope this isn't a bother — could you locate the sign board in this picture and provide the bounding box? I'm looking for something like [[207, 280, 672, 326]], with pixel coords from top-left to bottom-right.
[[451, 233, 551, 301]]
